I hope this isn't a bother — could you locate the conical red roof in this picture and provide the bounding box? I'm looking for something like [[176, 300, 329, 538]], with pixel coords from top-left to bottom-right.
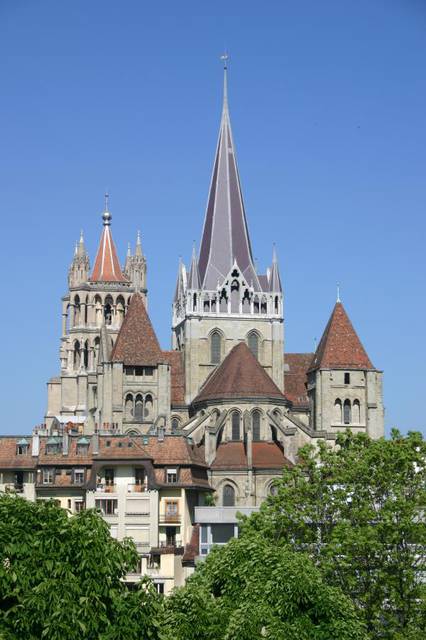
[[309, 302, 373, 371], [194, 342, 284, 403], [111, 293, 162, 366], [90, 226, 128, 283]]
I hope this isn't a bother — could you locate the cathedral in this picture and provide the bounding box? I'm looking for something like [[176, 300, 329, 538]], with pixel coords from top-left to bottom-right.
[[0, 65, 385, 589], [45, 64, 384, 505]]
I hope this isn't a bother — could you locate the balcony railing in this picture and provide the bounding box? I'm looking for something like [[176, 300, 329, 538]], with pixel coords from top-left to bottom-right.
[[127, 484, 147, 493], [159, 514, 181, 524], [96, 484, 117, 493], [3, 483, 24, 494]]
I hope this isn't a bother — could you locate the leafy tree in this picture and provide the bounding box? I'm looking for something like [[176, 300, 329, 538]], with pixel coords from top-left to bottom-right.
[[161, 534, 366, 640], [241, 430, 426, 639], [0, 496, 161, 640]]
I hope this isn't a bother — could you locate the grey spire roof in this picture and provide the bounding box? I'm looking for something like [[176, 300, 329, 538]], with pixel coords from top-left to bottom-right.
[[269, 246, 282, 292], [198, 66, 260, 291], [188, 244, 201, 289]]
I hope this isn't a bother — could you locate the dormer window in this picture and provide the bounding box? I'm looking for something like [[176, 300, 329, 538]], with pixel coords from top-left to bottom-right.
[[16, 439, 29, 455], [166, 468, 178, 484], [76, 437, 90, 455], [46, 438, 62, 455]]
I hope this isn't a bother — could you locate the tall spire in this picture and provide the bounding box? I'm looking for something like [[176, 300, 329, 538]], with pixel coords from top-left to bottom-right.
[[135, 230, 143, 256], [90, 195, 128, 283], [198, 57, 259, 291], [269, 244, 282, 292], [188, 242, 201, 290]]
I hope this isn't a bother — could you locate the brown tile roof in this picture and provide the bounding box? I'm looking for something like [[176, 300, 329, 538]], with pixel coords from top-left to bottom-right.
[[163, 350, 185, 404], [0, 437, 36, 469], [96, 435, 207, 467], [284, 353, 313, 407], [90, 225, 128, 283], [111, 293, 163, 366], [194, 343, 285, 404], [252, 442, 293, 469], [37, 436, 92, 465], [211, 442, 247, 469], [182, 524, 200, 564], [309, 302, 373, 371]]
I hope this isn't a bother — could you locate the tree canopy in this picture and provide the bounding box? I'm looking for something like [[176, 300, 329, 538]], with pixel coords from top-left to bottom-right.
[[241, 430, 426, 639], [0, 496, 160, 640]]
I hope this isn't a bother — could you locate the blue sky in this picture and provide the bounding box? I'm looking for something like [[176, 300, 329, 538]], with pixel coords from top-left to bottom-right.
[[0, 0, 425, 435]]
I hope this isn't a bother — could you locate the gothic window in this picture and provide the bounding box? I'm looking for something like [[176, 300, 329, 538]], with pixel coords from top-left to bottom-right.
[[171, 417, 180, 433], [84, 295, 89, 324], [253, 296, 260, 314], [219, 289, 228, 313], [83, 340, 89, 369], [116, 296, 125, 325], [231, 412, 240, 441], [231, 279, 239, 313], [73, 340, 81, 370], [334, 399, 342, 423], [353, 399, 360, 423], [104, 296, 113, 326], [252, 411, 261, 441], [94, 295, 103, 327], [193, 293, 197, 311], [134, 395, 143, 421], [125, 394, 134, 420], [223, 484, 235, 506], [343, 400, 351, 425], [74, 295, 80, 326], [144, 394, 153, 419], [247, 331, 259, 359], [203, 295, 210, 312], [211, 296, 217, 312], [93, 336, 100, 368], [261, 297, 267, 314], [270, 425, 278, 442], [274, 296, 279, 314], [242, 289, 250, 313], [211, 331, 221, 364], [344, 372, 350, 385]]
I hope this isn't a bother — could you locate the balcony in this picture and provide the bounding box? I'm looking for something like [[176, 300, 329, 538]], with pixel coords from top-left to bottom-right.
[[96, 484, 117, 493], [3, 483, 24, 494], [159, 514, 181, 524], [127, 484, 147, 493]]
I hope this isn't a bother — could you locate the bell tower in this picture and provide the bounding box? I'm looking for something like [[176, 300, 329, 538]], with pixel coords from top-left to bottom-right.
[[172, 61, 284, 403]]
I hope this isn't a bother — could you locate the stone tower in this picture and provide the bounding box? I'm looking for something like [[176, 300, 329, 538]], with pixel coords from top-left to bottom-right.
[[172, 63, 284, 403], [306, 300, 384, 438]]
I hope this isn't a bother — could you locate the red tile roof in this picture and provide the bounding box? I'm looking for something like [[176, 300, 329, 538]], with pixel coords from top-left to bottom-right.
[[309, 302, 373, 371], [194, 343, 285, 403], [284, 353, 313, 408], [211, 442, 247, 469], [163, 350, 185, 404], [90, 226, 128, 283], [0, 438, 36, 469], [252, 442, 292, 469], [111, 294, 163, 366]]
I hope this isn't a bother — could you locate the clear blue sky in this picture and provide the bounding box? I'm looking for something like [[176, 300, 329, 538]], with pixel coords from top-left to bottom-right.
[[0, 1, 425, 435]]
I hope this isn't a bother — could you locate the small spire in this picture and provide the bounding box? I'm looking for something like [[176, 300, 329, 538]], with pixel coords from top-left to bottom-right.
[[272, 243, 278, 264], [135, 230, 142, 256], [102, 192, 112, 226], [127, 242, 131, 258], [74, 241, 78, 256], [79, 229, 84, 244], [336, 282, 341, 303]]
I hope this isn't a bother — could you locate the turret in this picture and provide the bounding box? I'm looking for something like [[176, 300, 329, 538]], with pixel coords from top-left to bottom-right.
[[68, 231, 90, 288]]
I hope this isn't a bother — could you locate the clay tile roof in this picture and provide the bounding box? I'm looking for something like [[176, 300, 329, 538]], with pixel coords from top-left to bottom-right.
[[194, 342, 285, 404], [284, 353, 313, 407], [0, 437, 36, 469], [163, 350, 185, 404], [90, 225, 128, 283], [252, 442, 293, 469], [182, 524, 200, 564], [111, 294, 163, 366], [211, 442, 248, 469], [309, 302, 373, 372]]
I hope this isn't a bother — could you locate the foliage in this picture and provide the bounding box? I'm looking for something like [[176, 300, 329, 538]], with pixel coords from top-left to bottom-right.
[[241, 430, 426, 639], [0, 496, 161, 640], [161, 534, 366, 640]]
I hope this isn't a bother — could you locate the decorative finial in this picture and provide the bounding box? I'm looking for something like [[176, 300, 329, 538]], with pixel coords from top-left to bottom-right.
[[127, 242, 131, 257], [79, 229, 84, 244], [137, 230, 141, 245], [74, 241, 78, 256], [336, 282, 341, 303], [102, 192, 112, 226], [135, 230, 143, 256], [220, 52, 229, 107], [272, 243, 277, 263]]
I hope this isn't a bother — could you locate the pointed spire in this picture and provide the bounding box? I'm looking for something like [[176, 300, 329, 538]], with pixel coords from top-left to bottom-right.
[[336, 282, 341, 303], [174, 257, 187, 303], [188, 242, 201, 289], [127, 242, 131, 258], [309, 302, 374, 372], [90, 195, 128, 283], [270, 244, 282, 292], [111, 293, 162, 366], [77, 229, 87, 257], [198, 58, 260, 291], [135, 230, 143, 256]]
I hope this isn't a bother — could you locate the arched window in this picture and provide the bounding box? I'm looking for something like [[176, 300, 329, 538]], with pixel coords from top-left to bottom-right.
[[223, 484, 235, 507], [125, 394, 133, 420], [134, 395, 143, 421], [334, 399, 342, 423], [253, 296, 260, 314], [231, 412, 240, 441], [83, 340, 89, 369], [116, 296, 125, 325], [242, 289, 250, 313], [269, 483, 278, 497], [93, 336, 100, 368], [94, 295, 103, 327], [73, 340, 81, 370], [343, 400, 351, 425], [104, 296, 113, 326], [270, 425, 278, 443], [353, 399, 360, 423], [211, 331, 221, 364], [247, 331, 259, 359], [203, 295, 210, 312], [219, 289, 228, 313], [84, 295, 89, 324], [193, 293, 197, 311], [74, 295, 81, 326], [171, 417, 180, 433], [231, 279, 239, 313], [252, 411, 261, 441], [261, 297, 267, 314], [144, 394, 153, 419], [274, 296, 279, 314]]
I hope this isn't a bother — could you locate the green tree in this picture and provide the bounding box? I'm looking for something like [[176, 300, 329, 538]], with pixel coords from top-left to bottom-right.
[[0, 496, 161, 640], [242, 430, 426, 639], [161, 534, 366, 640]]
